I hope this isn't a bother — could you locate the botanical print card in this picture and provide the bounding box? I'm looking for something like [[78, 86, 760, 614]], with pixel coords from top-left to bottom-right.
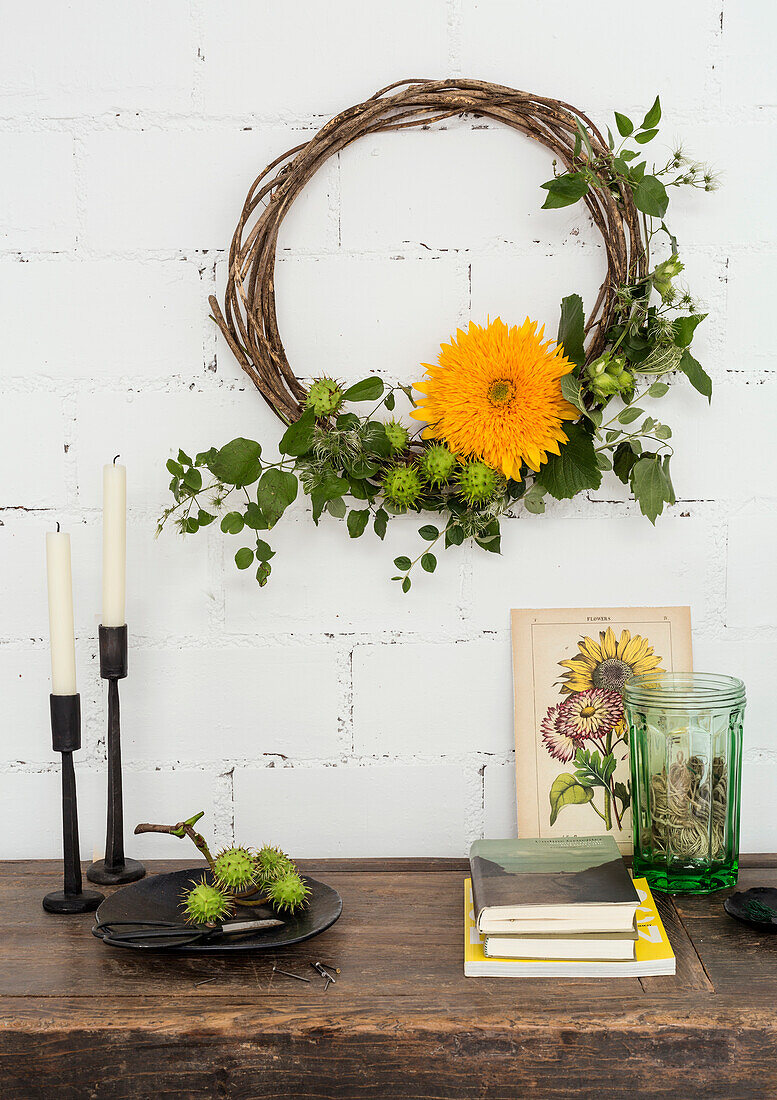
[[512, 607, 692, 854]]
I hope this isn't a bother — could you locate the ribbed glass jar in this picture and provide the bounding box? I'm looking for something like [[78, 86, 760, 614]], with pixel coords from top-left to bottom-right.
[[624, 672, 745, 895]]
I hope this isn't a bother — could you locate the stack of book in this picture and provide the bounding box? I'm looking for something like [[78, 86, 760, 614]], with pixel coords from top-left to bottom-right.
[[465, 835, 675, 977]]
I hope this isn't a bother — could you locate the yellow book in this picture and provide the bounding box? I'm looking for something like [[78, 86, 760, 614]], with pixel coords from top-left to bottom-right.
[[464, 877, 675, 977]]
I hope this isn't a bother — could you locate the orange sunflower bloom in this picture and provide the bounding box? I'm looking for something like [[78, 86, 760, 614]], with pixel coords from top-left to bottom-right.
[[410, 317, 578, 479]]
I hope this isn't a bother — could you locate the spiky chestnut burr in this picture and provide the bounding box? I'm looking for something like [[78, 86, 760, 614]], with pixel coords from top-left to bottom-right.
[[256, 844, 294, 883], [305, 377, 344, 418], [212, 846, 258, 891], [180, 876, 233, 924], [456, 460, 501, 504], [265, 870, 311, 914], [384, 418, 410, 453], [382, 465, 423, 509], [420, 443, 456, 486]]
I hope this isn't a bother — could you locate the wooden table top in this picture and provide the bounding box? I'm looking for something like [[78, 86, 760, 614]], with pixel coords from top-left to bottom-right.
[[3, 857, 777, 1098]]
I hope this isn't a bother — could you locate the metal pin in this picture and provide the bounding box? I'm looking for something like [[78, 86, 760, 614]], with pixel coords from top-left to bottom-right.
[[194, 976, 217, 987], [324, 977, 331, 992], [272, 966, 311, 983], [318, 962, 341, 974], [312, 961, 336, 984]]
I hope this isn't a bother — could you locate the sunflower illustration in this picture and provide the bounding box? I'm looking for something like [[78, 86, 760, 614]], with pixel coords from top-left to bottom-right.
[[559, 627, 663, 695], [410, 317, 577, 479]]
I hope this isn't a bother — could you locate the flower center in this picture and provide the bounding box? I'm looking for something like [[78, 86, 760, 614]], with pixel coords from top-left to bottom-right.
[[487, 379, 515, 407], [592, 658, 633, 693], [579, 706, 597, 718]]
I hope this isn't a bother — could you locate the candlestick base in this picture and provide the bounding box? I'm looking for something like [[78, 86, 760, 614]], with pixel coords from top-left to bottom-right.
[[43, 888, 103, 914], [87, 856, 145, 886]]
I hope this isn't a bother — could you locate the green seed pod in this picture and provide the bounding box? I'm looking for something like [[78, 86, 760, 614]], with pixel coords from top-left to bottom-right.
[[213, 846, 258, 891], [305, 377, 344, 418], [266, 870, 311, 914], [180, 876, 233, 924], [382, 465, 423, 509], [420, 443, 457, 486], [384, 418, 410, 453], [652, 254, 684, 301], [255, 844, 294, 884], [456, 460, 500, 505]]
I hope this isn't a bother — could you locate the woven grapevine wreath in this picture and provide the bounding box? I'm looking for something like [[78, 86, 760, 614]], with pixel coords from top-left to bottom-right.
[[160, 78, 715, 590]]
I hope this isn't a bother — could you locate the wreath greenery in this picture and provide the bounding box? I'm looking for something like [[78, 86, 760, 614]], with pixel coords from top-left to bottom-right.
[[159, 78, 715, 590]]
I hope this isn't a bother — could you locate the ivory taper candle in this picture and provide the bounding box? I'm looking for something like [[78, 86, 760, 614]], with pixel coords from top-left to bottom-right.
[[102, 460, 126, 627], [46, 529, 77, 695]]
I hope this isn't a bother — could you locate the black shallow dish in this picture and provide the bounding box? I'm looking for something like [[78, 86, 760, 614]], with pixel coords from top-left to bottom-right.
[[724, 887, 777, 933], [93, 868, 342, 952]]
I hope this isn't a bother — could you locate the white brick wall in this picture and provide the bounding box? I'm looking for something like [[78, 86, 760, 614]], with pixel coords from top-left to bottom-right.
[[1, 1, 775, 858]]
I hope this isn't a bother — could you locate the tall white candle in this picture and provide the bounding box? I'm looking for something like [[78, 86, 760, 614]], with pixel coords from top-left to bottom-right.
[[102, 461, 127, 627], [46, 530, 77, 695]]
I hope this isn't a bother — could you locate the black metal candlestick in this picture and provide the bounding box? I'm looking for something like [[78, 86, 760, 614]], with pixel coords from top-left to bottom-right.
[[87, 625, 145, 886], [43, 695, 104, 914]]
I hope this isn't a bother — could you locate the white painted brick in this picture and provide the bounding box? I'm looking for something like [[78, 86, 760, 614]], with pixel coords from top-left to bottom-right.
[[0, 515, 54, 640], [339, 128, 593, 252], [693, 636, 777, 760], [726, 253, 777, 372], [460, 0, 717, 113], [82, 129, 336, 252], [222, 513, 465, 635], [201, 1, 448, 118], [468, 248, 606, 338], [0, 647, 55, 765], [741, 754, 777, 853], [483, 761, 518, 839], [74, 388, 280, 509], [0, 1, 195, 116], [721, 2, 777, 107], [726, 511, 777, 630], [121, 644, 342, 763], [0, 259, 206, 379], [468, 514, 711, 634], [0, 393, 66, 507], [0, 133, 76, 250], [234, 763, 468, 856], [353, 638, 513, 755], [272, 254, 465, 383], [0, 766, 222, 859]]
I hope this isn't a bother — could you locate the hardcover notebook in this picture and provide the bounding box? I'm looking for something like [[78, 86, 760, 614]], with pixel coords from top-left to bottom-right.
[[464, 878, 675, 977], [470, 836, 639, 934]]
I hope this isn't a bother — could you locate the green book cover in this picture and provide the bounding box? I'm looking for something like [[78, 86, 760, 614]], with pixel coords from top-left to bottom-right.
[[469, 836, 639, 915]]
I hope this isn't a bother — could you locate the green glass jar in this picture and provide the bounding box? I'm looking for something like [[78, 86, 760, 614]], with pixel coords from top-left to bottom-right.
[[624, 672, 745, 895]]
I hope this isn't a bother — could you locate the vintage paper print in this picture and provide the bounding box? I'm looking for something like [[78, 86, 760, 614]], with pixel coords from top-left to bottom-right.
[[512, 607, 693, 854]]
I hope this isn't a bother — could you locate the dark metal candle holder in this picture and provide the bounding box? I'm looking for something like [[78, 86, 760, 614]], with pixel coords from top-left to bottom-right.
[[87, 625, 145, 886], [43, 694, 104, 914]]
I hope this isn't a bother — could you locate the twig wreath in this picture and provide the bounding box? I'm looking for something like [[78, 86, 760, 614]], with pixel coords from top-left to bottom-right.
[[160, 78, 715, 590]]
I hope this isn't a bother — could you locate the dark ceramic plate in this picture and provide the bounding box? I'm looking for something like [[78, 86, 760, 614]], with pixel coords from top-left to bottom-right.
[[724, 887, 777, 933], [92, 868, 342, 952]]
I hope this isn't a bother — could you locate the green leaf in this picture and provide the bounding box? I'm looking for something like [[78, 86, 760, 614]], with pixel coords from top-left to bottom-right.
[[346, 457, 379, 479], [208, 438, 262, 486], [326, 496, 346, 519], [178, 448, 192, 466], [672, 313, 707, 349], [342, 377, 384, 402], [419, 524, 439, 541], [662, 454, 676, 506], [393, 555, 412, 571], [182, 467, 202, 492], [613, 780, 631, 812], [401, 577, 411, 594], [549, 773, 594, 827], [537, 422, 601, 500], [574, 747, 617, 789], [256, 468, 298, 529], [476, 534, 501, 554], [243, 502, 268, 530], [166, 458, 184, 477], [384, 392, 395, 411], [614, 111, 634, 137], [197, 509, 216, 526], [540, 172, 589, 209], [648, 381, 669, 398], [279, 408, 316, 456], [631, 455, 672, 524], [678, 348, 712, 401], [184, 516, 199, 534], [633, 175, 669, 219], [195, 448, 218, 467], [361, 421, 391, 458], [606, 126, 615, 151], [254, 539, 275, 562], [336, 413, 360, 431], [235, 547, 254, 570], [618, 406, 644, 424], [421, 552, 437, 573], [557, 293, 586, 368], [220, 511, 244, 535], [373, 507, 388, 540], [654, 423, 672, 440], [445, 524, 465, 547], [634, 128, 658, 144], [641, 94, 661, 130], [560, 372, 584, 412], [347, 508, 370, 538], [256, 560, 272, 587], [613, 440, 638, 484]]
